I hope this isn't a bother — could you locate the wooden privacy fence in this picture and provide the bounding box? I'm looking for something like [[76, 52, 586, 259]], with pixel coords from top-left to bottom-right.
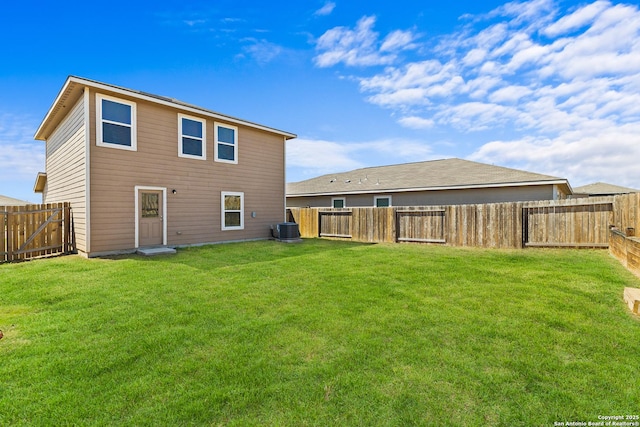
[[1, 203, 74, 262], [288, 194, 640, 250]]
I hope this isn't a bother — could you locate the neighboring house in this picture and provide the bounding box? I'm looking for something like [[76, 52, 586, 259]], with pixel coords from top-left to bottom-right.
[[34, 76, 296, 257], [286, 158, 573, 208], [0, 195, 29, 206], [572, 182, 638, 197]]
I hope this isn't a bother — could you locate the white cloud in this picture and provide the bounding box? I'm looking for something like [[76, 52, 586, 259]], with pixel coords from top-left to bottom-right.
[[543, 0, 609, 36], [0, 113, 44, 202], [314, 16, 419, 67], [488, 85, 532, 103], [462, 48, 488, 66], [183, 19, 206, 27], [286, 137, 434, 181], [314, 1, 336, 17], [493, 0, 556, 27], [314, 1, 640, 187], [359, 60, 462, 106], [397, 116, 435, 129], [314, 16, 391, 67], [469, 123, 640, 188], [380, 30, 418, 52], [287, 138, 363, 173], [241, 38, 284, 64]]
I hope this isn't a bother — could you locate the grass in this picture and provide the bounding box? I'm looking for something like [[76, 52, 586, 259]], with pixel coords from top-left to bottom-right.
[[1, 239, 639, 426]]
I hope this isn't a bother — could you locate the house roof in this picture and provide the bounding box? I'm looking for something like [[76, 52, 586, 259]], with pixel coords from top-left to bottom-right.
[[34, 75, 297, 141], [573, 182, 638, 195], [0, 194, 30, 206], [33, 172, 47, 193], [286, 158, 572, 197]]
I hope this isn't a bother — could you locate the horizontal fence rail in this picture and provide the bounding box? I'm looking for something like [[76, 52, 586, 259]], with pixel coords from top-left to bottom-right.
[[288, 194, 639, 250], [1, 203, 75, 262]]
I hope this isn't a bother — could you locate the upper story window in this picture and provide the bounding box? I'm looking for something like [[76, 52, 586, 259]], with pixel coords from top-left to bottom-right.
[[178, 114, 206, 160], [215, 123, 238, 164], [96, 94, 137, 151]]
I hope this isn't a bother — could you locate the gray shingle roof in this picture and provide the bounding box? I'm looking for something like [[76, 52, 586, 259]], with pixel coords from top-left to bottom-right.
[[287, 158, 570, 196], [573, 182, 638, 195], [0, 195, 30, 206]]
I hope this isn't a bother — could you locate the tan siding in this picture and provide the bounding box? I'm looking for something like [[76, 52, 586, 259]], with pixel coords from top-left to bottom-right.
[[44, 96, 87, 252], [89, 91, 286, 254], [287, 185, 556, 208]]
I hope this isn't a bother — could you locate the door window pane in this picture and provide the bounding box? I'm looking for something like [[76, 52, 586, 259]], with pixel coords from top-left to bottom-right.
[[142, 193, 159, 218]]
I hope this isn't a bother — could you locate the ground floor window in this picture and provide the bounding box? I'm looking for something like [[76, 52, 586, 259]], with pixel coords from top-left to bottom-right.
[[332, 197, 346, 208], [221, 191, 244, 230]]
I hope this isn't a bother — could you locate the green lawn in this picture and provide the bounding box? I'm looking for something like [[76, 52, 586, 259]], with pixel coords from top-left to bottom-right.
[[1, 240, 639, 426]]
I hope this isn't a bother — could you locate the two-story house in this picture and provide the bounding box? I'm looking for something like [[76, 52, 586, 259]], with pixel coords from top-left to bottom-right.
[[34, 76, 296, 257]]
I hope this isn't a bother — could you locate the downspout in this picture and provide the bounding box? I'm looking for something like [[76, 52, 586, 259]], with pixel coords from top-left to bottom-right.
[[84, 87, 91, 254]]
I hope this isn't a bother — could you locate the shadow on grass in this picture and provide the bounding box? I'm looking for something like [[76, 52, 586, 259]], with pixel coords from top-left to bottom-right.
[[103, 238, 374, 271]]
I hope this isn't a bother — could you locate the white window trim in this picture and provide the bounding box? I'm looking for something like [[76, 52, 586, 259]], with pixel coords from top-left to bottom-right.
[[134, 186, 167, 248], [221, 191, 244, 230], [332, 197, 346, 208], [214, 123, 238, 164], [178, 113, 207, 160], [96, 93, 137, 151], [374, 195, 392, 207]]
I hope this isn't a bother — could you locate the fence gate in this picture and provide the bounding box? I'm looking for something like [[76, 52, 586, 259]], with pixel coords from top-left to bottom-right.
[[522, 201, 613, 248], [318, 210, 352, 238], [1, 203, 74, 262], [396, 209, 446, 243]]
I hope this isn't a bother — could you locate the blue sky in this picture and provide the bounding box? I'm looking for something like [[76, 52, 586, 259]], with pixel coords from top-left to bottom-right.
[[1, 0, 639, 202]]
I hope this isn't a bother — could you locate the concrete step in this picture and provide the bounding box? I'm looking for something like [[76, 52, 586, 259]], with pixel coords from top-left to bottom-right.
[[136, 247, 177, 256]]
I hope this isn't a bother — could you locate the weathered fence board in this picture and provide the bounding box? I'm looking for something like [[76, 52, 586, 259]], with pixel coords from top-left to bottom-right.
[[396, 209, 445, 243], [1, 203, 74, 262], [522, 201, 613, 248], [319, 209, 352, 238]]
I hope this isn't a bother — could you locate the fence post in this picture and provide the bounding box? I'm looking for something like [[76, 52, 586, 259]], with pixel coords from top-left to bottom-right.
[[1, 210, 6, 262], [6, 210, 13, 262]]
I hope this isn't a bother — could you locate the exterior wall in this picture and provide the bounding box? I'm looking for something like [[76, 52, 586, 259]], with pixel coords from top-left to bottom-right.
[[43, 95, 88, 252], [88, 90, 286, 254], [287, 185, 557, 208]]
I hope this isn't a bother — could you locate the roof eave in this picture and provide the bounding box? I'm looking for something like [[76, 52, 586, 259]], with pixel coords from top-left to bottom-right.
[[34, 75, 77, 141], [35, 75, 297, 141], [33, 172, 47, 193], [287, 179, 571, 198]]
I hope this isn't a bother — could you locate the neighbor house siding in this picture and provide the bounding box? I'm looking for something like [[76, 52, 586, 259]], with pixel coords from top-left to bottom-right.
[[43, 95, 88, 252], [88, 90, 285, 254], [287, 185, 557, 208]]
